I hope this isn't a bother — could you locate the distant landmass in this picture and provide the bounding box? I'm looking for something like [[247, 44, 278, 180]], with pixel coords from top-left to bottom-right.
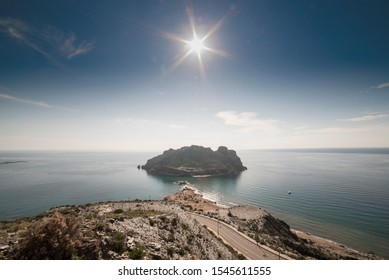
[[141, 145, 247, 176], [0, 161, 26, 166]]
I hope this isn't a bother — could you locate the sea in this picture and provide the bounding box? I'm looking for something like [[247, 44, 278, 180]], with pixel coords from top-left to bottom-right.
[[0, 148, 388, 258]]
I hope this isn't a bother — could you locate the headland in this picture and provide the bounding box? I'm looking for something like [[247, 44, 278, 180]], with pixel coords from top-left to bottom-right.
[[0, 185, 380, 260]]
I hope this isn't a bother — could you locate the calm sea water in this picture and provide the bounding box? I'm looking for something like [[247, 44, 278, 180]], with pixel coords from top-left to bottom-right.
[[0, 149, 388, 258]]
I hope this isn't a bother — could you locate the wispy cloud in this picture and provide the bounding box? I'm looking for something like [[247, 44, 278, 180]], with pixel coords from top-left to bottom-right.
[[115, 118, 153, 127], [311, 127, 349, 134], [60, 32, 94, 59], [293, 126, 308, 130], [0, 17, 94, 64], [115, 118, 187, 130], [310, 125, 381, 134], [373, 82, 389, 89], [168, 124, 187, 129], [216, 111, 280, 134], [0, 93, 50, 108], [338, 114, 389, 122], [0, 18, 59, 65], [0, 93, 79, 112]]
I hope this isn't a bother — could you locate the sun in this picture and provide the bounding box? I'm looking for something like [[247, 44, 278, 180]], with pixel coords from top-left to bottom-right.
[[158, 3, 233, 79], [187, 36, 205, 56]]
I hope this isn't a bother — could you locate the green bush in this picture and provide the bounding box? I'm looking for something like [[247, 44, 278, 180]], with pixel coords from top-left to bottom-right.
[[178, 247, 186, 256], [237, 254, 246, 260], [95, 223, 105, 231], [171, 218, 178, 227], [128, 244, 145, 260], [167, 233, 175, 242], [111, 232, 126, 254], [166, 247, 174, 257]]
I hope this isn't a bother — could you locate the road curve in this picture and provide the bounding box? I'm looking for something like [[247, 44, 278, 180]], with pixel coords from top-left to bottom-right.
[[191, 213, 289, 260]]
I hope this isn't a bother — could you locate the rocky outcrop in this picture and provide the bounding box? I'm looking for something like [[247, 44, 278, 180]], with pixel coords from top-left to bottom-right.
[[0, 188, 381, 260], [0, 200, 238, 260], [141, 145, 247, 176]]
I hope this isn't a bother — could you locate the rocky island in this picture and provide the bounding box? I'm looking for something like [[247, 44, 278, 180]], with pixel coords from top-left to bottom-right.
[[141, 145, 247, 176]]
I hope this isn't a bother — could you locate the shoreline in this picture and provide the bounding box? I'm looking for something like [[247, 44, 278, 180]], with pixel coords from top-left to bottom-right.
[[0, 186, 383, 260], [291, 230, 361, 256], [165, 186, 381, 259], [173, 185, 355, 252]]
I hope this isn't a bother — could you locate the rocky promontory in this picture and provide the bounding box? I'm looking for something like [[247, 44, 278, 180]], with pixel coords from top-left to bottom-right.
[[141, 145, 247, 176], [0, 187, 380, 260]]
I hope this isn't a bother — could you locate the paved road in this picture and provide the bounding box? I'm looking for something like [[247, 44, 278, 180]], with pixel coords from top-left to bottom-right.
[[191, 214, 286, 260]]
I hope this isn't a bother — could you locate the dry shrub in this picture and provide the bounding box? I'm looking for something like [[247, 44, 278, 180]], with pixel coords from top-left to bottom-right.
[[15, 212, 80, 260]]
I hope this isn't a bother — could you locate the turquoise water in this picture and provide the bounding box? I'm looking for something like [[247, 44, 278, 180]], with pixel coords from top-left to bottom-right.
[[0, 149, 388, 258]]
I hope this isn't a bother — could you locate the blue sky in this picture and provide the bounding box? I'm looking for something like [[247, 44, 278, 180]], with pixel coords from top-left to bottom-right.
[[1, 0, 389, 151]]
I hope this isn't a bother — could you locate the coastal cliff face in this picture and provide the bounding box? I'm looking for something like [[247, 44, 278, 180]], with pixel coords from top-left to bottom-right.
[[141, 145, 247, 176]]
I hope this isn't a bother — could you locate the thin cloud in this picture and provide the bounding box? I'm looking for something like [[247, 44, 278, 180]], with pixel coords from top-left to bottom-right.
[[338, 114, 389, 122], [0, 17, 94, 64], [168, 124, 186, 129], [311, 127, 347, 134], [115, 118, 186, 130], [293, 126, 308, 130], [310, 126, 378, 134], [0, 93, 79, 112], [216, 111, 280, 134], [0, 18, 59, 65], [115, 118, 153, 127], [60, 32, 94, 59], [0, 93, 50, 108], [374, 82, 389, 89]]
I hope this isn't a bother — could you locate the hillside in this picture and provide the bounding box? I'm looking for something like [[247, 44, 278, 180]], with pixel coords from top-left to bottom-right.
[[0, 200, 239, 260], [141, 145, 247, 176], [0, 188, 380, 260]]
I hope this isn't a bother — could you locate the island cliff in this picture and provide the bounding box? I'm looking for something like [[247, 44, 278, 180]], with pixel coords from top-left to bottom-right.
[[141, 145, 247, 176]]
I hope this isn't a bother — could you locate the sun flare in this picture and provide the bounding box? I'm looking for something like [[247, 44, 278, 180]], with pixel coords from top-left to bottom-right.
[[159, 3, 233, 79], [187, 36, 205, 55]]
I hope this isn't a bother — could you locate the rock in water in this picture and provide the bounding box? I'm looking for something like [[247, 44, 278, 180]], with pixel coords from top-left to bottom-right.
[[142, 145, 247, 176]]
